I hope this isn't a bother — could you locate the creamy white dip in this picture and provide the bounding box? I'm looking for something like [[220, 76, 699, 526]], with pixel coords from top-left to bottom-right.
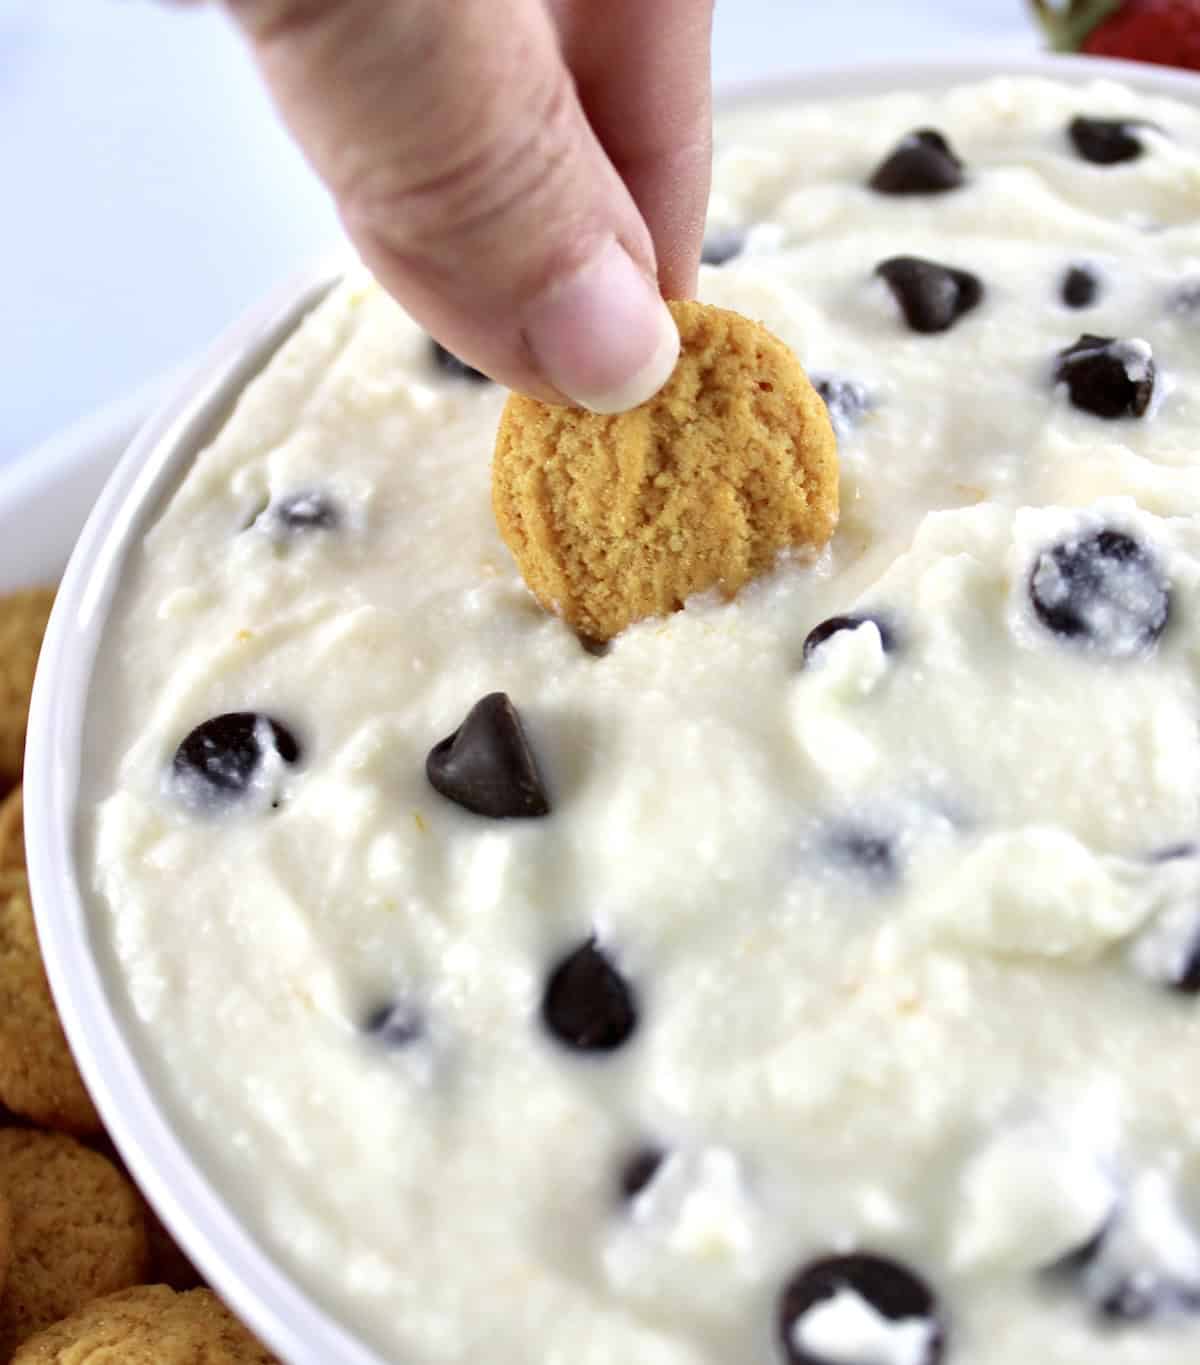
[[86, 77, 1200, 1363]]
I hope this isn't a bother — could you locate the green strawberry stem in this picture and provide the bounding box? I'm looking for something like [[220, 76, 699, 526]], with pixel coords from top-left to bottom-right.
[[1030, 0, 1124, 51]]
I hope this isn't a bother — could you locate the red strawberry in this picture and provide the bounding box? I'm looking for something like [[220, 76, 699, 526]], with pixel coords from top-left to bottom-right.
[[1032, 0, 1200, 71]]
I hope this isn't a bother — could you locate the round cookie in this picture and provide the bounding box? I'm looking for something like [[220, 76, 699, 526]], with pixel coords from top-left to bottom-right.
[[0, 589, 54, 789], [492, 300, 838, 642], [10, 1285, 278, 1363], [0, 784, 24, 877], [0, 872, 101, 1134], [0, 1128, 148, 1357]]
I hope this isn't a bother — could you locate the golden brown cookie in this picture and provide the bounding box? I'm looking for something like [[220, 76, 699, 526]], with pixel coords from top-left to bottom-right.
[[10, 1285, 278, 1363], [0, 1128, 148, 1356], [0, 1170, 14, 1304], [0, 872, 101, 1135], [0, 589, 54, 789], [0, 784, 24, 877], [493, 300, 838, 642]]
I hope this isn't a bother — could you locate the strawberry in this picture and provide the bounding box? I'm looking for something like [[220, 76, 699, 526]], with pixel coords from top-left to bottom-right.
[[1032, 0, 1200, 71]]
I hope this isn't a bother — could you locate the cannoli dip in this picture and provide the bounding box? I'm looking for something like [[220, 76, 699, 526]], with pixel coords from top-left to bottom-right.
[[87, 76, 1200, 1364]]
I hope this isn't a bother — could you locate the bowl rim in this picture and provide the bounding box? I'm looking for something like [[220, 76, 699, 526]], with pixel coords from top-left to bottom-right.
[[24, 52, 1200, 1365]]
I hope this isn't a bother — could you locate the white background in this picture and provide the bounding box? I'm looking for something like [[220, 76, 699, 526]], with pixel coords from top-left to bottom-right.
[[2, 1, 1038, 466]]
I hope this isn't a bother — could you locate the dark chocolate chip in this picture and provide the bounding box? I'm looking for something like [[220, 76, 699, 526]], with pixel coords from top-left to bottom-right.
[[426, 693, 550, 819], [272, 490, 339, 532], [363, 1001, 423, 1047], [1169, 281, 1200, 316], [1051, 1183, 1200, 1324], [1099, 1279, 1160, 1322], [803, 614, 895, 664], [813, 376, 871, 437], [1092, 1261, 1200, 1326], [869, 128, 965, 195], [1148, 842, 1197, 864], [620, 1146, 666, 1200], [1029, 528, 1170, 657], [541, 939, 637, 1053], [172, 713, 300, 802], [1094, 1270, 1200, 1324], [778, 1253, 945, 1365], [827, 828, 898, 888], [1069, 116, 1152, 166], [1168, 937, 1200, 995], [1055, 334, 1155, 419], [1046, 1222, 1113, 1277], [430, 339, 491, 383], [876, 256, 983, 334], [1062, 266, 1101, 310], [701, 230, 745, 267]]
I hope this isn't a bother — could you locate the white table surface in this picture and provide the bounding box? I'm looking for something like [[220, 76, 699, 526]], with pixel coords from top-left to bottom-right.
[[3, 0, 1038, 471]]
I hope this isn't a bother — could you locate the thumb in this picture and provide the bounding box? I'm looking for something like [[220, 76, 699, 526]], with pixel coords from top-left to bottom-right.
[[225, 0, 681, 412]]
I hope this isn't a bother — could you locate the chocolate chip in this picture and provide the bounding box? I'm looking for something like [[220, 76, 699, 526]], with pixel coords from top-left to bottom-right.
[[1094, 1272, 1200, 1323], [1047, 1222, 1113, 1277], [778, 1253, 945, 1365], [426, 693, 550, 819], [1055, 334, 1155, 419], [1148, 842, 1197, 864], [172, 713, 301, 803], [1069, 116, 1152, 166], [813, 376, 871, 437], [803, 614, 895, 664], [619, 1146, 666, 1200], [701, 230, 745, 267], [869, 129, 965, 195], [1098, 1280, 1160, 1321], [876, 256, 983, 334], [430, 339, 490, 383], [363, 1001, 423, 1047], [827, 828, 898, 888], [1062, 266, 1101, 310], [270, 490, 339, 533], [1169, 281, 1200, 316], [1089, 1249, 1200, 1324], [1030, 529, 1170, 657], [1052, 1175, 1200, 1325], [541, 939, 637, 1053], [1168, 938, 1200, 995]]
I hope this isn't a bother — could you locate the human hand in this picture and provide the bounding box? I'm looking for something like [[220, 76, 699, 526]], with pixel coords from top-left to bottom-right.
[[221, 0, 714, 412]]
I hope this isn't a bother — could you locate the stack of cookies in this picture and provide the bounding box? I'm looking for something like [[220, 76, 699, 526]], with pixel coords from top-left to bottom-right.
[[0, 589, 276, 1363]]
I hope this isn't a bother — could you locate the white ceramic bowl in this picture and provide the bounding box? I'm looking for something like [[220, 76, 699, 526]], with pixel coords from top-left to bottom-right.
[[24, 54, 1200, 1365]]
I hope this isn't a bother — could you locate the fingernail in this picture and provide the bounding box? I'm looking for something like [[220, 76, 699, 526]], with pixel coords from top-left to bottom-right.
[[523, 238, 680, 413]]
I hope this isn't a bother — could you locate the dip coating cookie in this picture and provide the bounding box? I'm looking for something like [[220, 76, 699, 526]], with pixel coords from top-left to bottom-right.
[[10, 1285, 277, 1363], [493, 299, 838, 641], [0, 872, 100, 1135], [0, 1129, 148, 1356], [0, 590, 54, 789]]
